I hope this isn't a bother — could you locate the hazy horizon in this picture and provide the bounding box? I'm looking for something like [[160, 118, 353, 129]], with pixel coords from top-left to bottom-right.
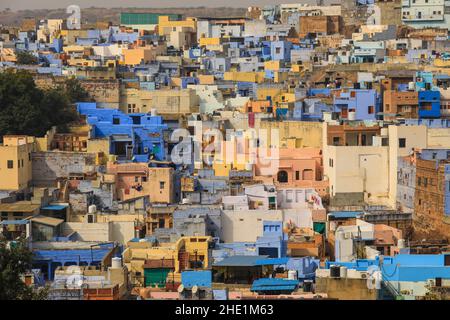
[[0, 0, 321, 11]]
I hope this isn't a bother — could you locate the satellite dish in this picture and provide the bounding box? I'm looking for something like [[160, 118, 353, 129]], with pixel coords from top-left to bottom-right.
[[177, 284, 185, 293], [192, 285, 199, 294]]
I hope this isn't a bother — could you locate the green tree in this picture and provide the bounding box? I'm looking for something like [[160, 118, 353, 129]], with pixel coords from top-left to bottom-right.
[[0, 70, 78, 139], [63, 77, 89, 103], [0, 237, 48, 300], [15, 50, 39, 65]]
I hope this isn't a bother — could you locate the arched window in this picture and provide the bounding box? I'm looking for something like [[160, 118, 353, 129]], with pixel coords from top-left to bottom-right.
[[277, 170, 288, 183]]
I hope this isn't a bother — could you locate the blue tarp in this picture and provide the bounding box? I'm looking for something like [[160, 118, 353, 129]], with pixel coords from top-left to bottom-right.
[[254, 257, 289, 266], [251, 278, 299, 292], [213, 255, 269, 267], [328, 211, 363, 219], [0, 219, 29, 225], [41, 205, 68, 211]]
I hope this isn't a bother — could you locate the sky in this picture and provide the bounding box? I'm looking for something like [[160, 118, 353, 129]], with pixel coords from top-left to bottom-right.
[[0, 0, 320, 11]]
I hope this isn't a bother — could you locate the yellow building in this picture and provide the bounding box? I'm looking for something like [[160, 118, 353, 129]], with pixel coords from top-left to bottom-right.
[[0, 136, 35, 191], [122, 236, 212, 285], [259, 120, 323, 148], [158, 16, 197, 36], [199, 37, 221, 46], [119, 88, 199, 119], [212, 138, 252, 177], [224, 71, 266, 83], [121, 44, 166, 66]]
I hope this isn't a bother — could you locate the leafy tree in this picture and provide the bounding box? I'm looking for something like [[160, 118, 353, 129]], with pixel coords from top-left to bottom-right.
[[15, 50, 39, 65], [0, 236, 48, 300], [0, 70, 79, 139], [63, 77, 89, 103]]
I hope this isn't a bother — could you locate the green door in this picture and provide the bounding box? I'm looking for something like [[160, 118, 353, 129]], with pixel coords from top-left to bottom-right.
[[144, 268, 171, 288]]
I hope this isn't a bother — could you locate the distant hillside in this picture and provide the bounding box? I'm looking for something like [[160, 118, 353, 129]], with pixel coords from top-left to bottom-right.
[[0, 7, 248, 27]]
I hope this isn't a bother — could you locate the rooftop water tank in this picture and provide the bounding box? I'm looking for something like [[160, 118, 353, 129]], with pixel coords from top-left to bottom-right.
[[288, 270, 298, 280], [340, 266, 348, 278], [88, 205, 97, 214], [330, 265, 341, 278], [348, 111, 356, 121], [111, 257, 122, 269]]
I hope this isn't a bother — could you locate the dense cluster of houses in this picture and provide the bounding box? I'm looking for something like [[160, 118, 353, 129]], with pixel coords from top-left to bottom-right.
[[1, 1, 450, 300]]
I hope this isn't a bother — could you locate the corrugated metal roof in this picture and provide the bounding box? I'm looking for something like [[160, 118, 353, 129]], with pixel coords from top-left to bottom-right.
[[31, 216, 64, 227], [213, 255, 268, 267], [0, 202, 40, 212]]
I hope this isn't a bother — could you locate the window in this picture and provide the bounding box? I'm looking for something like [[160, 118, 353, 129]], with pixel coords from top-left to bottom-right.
[[135, 176, 139, 183], [275, 47, 281, 54], [333, 137, 340, 145], [296, 171, 300, 180], [418, 177, 421, 186], [28, 153, 31, 161], [159, 181, 165, 189], [368, 105, 374, 114], [329, 158, 334, 167], [21, 159, 24, 167], [399, 138, 406, 148], [7, 160, 13, 169], [142, 176, 147, 182], [113, 117, 120, 125], [18, 160, 20, 168], [277, 171, 288, 183]]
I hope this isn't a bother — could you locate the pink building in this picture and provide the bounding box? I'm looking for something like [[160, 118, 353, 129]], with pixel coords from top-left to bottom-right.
[[254, 148, 328, 196]]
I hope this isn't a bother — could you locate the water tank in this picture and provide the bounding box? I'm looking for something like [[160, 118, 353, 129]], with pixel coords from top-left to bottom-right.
[[245, 163, 253, 171], [288, 270, 298, 280], [330, 265, 341, 278], [340, 266, 348, 278], [182, 198, 191, 205], [151, 109, 157, 117], [398, 238, 406, 249], [303, 280, 313, 292], [111, 257, 122, 269], [348, 111, 356, 121], [408, 82, 415, 91], [88, 205, 97, 214]]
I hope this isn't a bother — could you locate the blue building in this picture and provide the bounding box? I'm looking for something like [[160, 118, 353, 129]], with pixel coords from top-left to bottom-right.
[[333, 89, 378, 121], [270, 41, 292, 62], [32, 243, 116, 280], [382, 254, 450, 299], [255, 221, 287, 258], [77, 103, 167, 162], [418, 90, 441, 119]]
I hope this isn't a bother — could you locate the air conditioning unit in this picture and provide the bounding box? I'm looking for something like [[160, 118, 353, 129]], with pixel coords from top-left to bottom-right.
[[360, 272, 368, 279]]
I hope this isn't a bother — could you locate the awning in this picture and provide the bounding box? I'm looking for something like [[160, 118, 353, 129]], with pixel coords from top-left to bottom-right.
[[328, 211, 363, 219], [30, 215, 64, 227], [254, 257, 289, 266], [213, 255, 269, 267]]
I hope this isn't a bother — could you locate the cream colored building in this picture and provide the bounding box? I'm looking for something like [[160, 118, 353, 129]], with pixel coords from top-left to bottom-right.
[[220, 209, 284, 243], [119, 88, 199, 118], [324, 145, 390, 206]]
